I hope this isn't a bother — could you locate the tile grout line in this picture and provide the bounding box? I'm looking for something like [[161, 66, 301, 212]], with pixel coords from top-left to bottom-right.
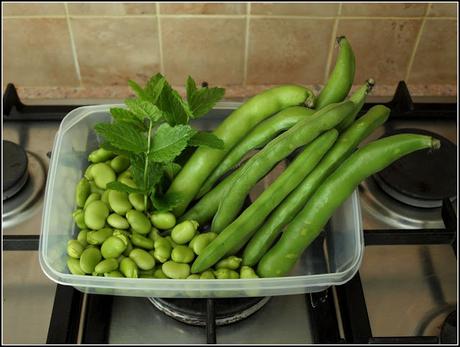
[[323, 3, 342, 85], [156, 3, 165, 75], [242, 3, 251, 86], [4, 14, 457, 20], [404, 3, 431, 82], [64, 3, 82, 87]]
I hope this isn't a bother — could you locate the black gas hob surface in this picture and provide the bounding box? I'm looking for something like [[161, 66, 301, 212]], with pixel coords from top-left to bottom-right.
[[3, 81, 458, 344]]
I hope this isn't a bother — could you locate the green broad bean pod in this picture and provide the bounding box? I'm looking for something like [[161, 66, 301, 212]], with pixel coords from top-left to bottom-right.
[[191, 129, 339, 273], [257, 134, 440, 277], [197, 106, 316, 198], [315, 36, 355, 110], [211, 101, 354, 233], [242, 105, 390, 267], [166, 85, 316, 216]]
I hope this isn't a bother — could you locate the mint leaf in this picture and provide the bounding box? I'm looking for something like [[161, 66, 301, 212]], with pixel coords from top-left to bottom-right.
[[189, 131, 224, 149], [106, 181, 142, 194], [149, 124, 197, 163], [124, 98, 164, 123], [187, 80, 225, 118], [151, 191, 183, 212], [163, 162, 182, 180], [186, 75, 197, 101], [110, 107, 146, 130], [128, 80, 149, 100], [95, 122, 147, 153], [145, 73, 166, 104], [100, 142, 133, 157], [129, 154, 146, 190], [157, 83, 193, 125], [130, 154, 164, 191]]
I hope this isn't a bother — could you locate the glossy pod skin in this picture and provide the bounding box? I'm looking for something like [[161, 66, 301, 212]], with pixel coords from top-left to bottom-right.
[[211, 101, 355, 233], [242, 105, 390, 266], [179, 169, 240, 226], [336, 79, 375, 132], [257, 134, 440, 277], [197, 106, 315, 198], [315, 36, 356, 110], [166, 85, 316, 216], [191, 129, 338, 273]]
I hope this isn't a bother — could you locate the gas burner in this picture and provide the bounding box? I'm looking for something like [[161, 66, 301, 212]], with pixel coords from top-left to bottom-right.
[[3, 150, 46, 228], [440, 310, 457, 344], [148, 297, 270, 326], [373, 128, 457, 208], [3, 140, 29, 200]]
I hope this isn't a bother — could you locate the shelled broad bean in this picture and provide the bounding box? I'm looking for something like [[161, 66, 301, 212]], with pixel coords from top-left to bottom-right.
[[67, 146, 256, 279]]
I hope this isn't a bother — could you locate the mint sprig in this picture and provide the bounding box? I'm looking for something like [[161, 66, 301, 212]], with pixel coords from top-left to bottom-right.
[[94, 74, 225, 211]]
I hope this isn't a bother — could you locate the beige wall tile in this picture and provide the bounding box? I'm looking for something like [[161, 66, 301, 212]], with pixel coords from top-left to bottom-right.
[[341, 3, 427, 17], [409, 19, 457, 84], [159, 3, 246, 15], [251, 3, 339, 16], [162, 18, 245, 86], [68, 2, 156, 15], [3, 3, 65, 16], [3, 18, 79, 87], [334, 19, 421, 85], [247, 18, 334, 85], [71, 18, 160, 86], [428, 3, 457, 17]]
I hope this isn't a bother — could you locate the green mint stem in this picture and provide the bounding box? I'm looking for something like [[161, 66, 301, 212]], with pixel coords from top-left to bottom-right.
[[144, 120, 153, 208]]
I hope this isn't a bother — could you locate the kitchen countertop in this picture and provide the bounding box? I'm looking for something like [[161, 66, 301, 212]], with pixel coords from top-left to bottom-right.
[[12, 83, 458, 103]]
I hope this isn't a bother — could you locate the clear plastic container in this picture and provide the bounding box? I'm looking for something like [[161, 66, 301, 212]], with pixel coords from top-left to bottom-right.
[[39, 105, 364, 298]]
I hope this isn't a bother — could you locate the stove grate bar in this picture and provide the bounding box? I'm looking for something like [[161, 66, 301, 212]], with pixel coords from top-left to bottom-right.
[[46, 284, 84, 344], [81, 294, 114, 343], [206, 298, 217, 344], [3, 234, 39, 251], [364, 228, 455, 246]]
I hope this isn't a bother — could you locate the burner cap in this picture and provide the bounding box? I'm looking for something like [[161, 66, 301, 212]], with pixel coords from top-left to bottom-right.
[[3, 140, 29, 200], [374, 128, 457, 208], [149, 297, 270, 326], [440, 310, 456, 344]]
